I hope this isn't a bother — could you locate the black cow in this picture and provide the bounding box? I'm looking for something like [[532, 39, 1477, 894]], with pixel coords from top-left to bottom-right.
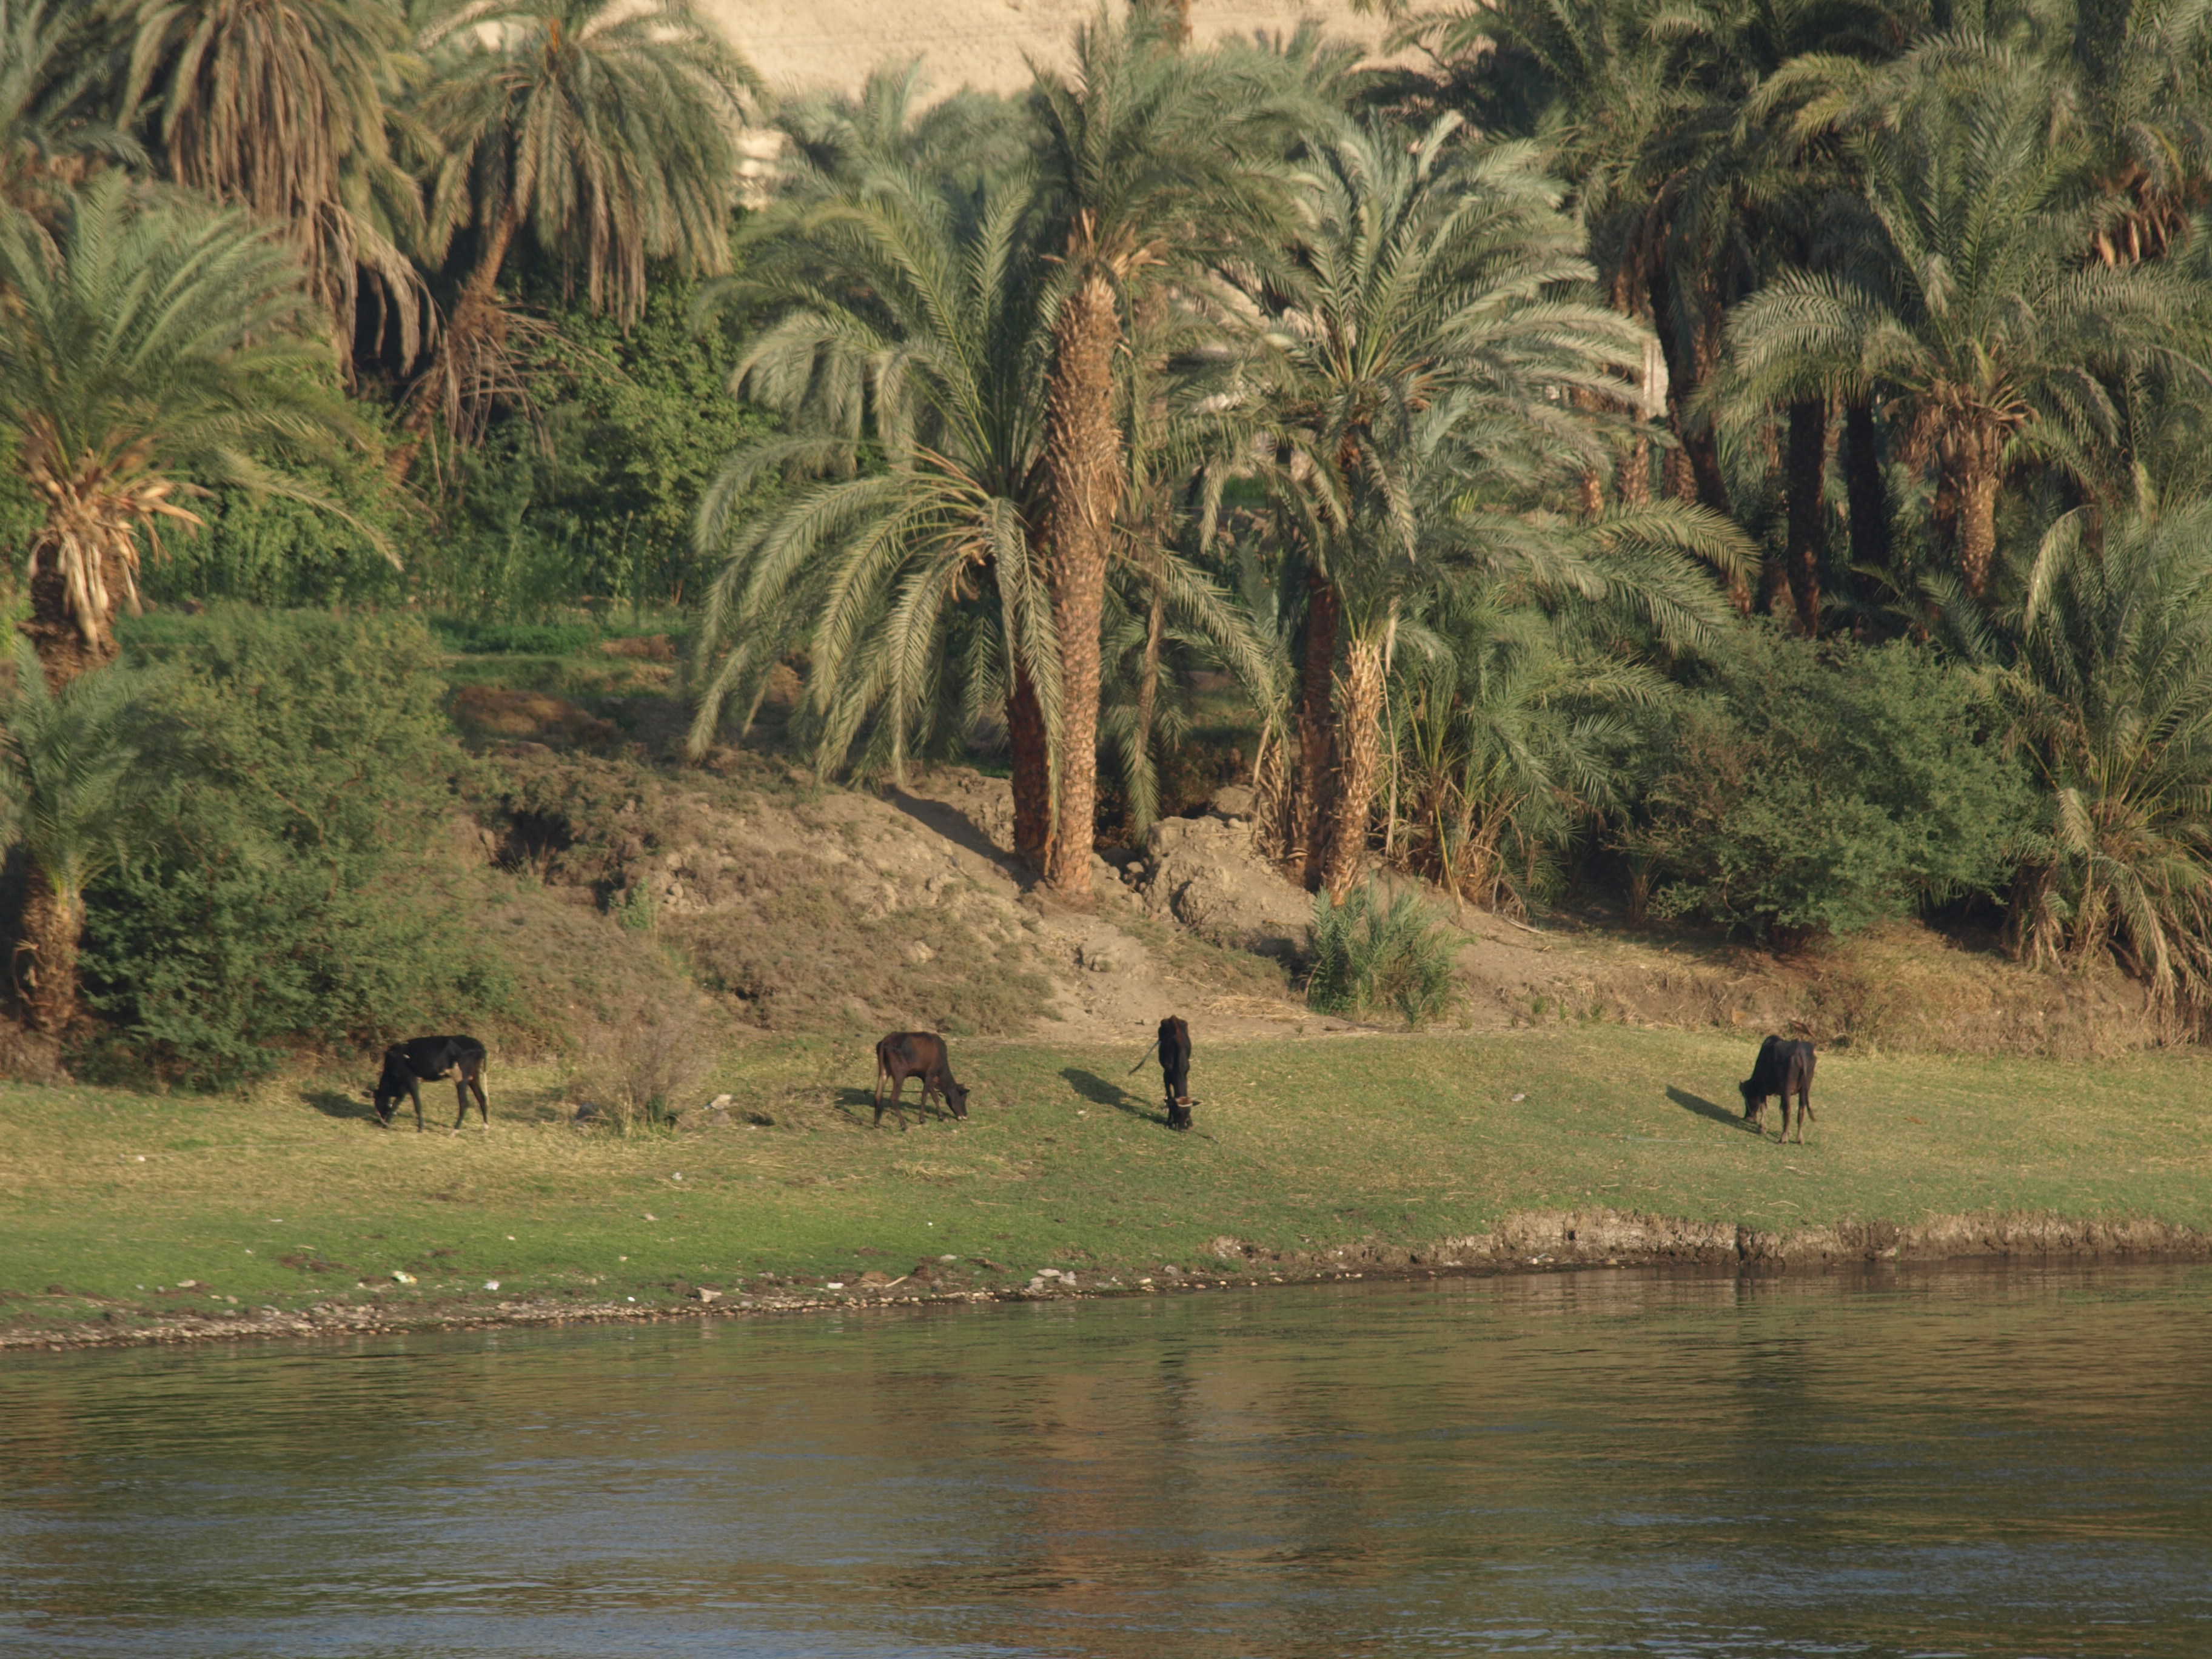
[[873, 1032, 971, 1130], [369, 1036, 489, 1132], [1158, 1015, 1193, 1130], [1740, 1035, 1816, 1144]]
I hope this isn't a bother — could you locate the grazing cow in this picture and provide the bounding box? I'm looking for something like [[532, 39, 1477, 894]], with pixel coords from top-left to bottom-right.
[[1739, 1035, 1817, 1144], [1157, 1015, 1194, 1130], [873, 1032, 971, 1130], [369, 1036, 489, 1133]]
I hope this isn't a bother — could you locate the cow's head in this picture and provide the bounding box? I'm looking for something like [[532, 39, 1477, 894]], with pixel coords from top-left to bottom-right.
[[365, 1085, 398, 1125], [1737, 1078, 1761, 1118], [945, 1080, 971, 1120]]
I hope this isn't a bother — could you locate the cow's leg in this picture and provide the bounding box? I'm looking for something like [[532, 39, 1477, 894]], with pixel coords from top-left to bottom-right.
[[469, 1066, 491, 1126], [408, 1078, 426, 1133], [873, 1056, 888, 1128], [1794, 1086, 1812, 1144]]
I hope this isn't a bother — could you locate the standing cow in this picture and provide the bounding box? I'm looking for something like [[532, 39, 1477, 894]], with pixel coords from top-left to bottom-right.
[[370, 1036, 490, 1132], [873, 1032, 971, 1130], [1739, 1035, 1817, 1144], [1157, 1015, 1193, 1130]]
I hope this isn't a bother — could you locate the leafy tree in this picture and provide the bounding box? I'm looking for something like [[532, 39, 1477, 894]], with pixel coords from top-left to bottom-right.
[[0, 643, 157, 1033], [82, 609, 514, 1084], [1627, 625, 2032, 943], [0, 175, 381, 687]]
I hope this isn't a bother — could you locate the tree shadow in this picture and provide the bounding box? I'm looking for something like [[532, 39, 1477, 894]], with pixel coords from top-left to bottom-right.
[[882, 788, 1031, 883], [1062, 1067, 1162, 1124], [303, 1087, 382, 1125], [1667, 1085, 1749, 1130]]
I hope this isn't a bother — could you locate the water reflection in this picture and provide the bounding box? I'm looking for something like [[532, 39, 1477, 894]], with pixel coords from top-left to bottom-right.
[[3, 1262, 2210, 1655]]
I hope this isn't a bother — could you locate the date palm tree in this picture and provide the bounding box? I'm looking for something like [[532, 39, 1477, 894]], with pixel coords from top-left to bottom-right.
[[687, 167, 1065, 865], [1721, 49, 2202, 602], [119, 0, 430, 361], [407, 0, 756, 440], [1, 642, 157, 1034], [0, 175, 382, 689], [1234, 115, 1728, 900], [1025, 8, 1302, 900], [0, 0, 136, 218]]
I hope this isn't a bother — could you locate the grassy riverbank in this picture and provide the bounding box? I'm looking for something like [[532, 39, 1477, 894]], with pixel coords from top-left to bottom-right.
[[5, 1024, 2211, 1345]]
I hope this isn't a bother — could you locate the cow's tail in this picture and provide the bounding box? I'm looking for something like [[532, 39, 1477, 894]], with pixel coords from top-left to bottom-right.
[[1124, 1036, 1161, 1076]]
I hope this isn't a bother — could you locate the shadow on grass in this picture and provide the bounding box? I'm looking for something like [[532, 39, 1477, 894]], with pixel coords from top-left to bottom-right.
[[303, 1087, 381, 1125], [1062, 1067, 1163, 1125], [1667, 1085, 1749, 1130], [837, 1084, 958, 1128]]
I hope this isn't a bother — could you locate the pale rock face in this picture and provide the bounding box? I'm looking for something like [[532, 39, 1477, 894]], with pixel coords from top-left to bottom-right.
[[1131, 813, 1307, 957], [706, 0, 1400, 100]]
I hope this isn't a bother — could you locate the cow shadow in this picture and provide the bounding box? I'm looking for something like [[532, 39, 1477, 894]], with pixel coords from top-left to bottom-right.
[[836, 1084, 957, 1127], [1062, 1067, 1162, 1124], [303, 1087, 380, 1124], [1666, 1086, 1748, 1130]]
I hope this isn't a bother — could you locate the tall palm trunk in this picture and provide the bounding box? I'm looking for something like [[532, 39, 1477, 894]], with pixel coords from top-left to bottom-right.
[[1007, 659, 1054, 871], [1296, 569, 1339, 892], [1131, 572, 1167, 825], [1783, 398, 1826, 635], [1843, 399, 1891, 575], [1954, 426, 2004, 600], [18, 871, 83, 1034], [1321, 629, 1386, 903], [391, 208, 521, 478], [1039, 272, 1125, 901]]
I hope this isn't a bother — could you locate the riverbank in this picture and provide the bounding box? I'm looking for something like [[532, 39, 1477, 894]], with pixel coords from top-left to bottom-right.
[[6, 1025, 2210, 1352]]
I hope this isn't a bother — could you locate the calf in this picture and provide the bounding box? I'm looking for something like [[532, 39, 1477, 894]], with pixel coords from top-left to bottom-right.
[[1157, 1014, 1194, 1130], [369, 1036, 489, 1133], [873, 1032, 971, 1130], [1739, 1035, 1816, 1144]]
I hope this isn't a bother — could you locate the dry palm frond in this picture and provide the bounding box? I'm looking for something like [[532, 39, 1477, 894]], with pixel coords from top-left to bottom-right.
[[22, 421, 206, 649]]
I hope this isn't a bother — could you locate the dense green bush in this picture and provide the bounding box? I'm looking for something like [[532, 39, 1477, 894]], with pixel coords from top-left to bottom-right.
[[81, 609, 515, 1084], [1626, 628, 2033, 943], [1306, 882, 1459, 1027]]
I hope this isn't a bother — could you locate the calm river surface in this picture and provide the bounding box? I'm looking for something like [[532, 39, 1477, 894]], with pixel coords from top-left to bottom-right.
[[2, 1262, 2210, 1657]]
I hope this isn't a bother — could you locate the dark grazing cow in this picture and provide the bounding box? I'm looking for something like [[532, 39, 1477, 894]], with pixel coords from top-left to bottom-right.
[[873, 1032, 971, 1130], [369, 1036, 489, 1132], [1740, 1035, 1817, 1144], [1157, 1015, 1193, 1130]]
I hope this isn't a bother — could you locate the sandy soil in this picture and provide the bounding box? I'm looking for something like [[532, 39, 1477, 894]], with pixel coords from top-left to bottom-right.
[[706, 0, 1402, 98]]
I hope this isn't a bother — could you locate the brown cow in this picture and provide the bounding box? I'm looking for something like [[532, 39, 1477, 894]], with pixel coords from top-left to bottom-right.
[[873, 1032, 971, 1130]]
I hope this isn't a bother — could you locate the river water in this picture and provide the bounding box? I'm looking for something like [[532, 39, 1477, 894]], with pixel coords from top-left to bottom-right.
[[2, 1262, 2208, 1657]]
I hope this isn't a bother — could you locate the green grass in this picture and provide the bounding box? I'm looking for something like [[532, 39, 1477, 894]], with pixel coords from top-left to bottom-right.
[[4, 1025, 2209, 1338]]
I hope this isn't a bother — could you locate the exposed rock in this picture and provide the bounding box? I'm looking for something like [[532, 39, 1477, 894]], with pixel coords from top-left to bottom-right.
[[1131, 815, 1309, 957]]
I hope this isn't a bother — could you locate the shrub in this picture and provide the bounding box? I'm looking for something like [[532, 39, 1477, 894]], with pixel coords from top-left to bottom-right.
[[1625, 627, 2033, 944], [81, 609, 517, 1085], [432, 619, 598, 655], [1306, 882, 1458, 1027]]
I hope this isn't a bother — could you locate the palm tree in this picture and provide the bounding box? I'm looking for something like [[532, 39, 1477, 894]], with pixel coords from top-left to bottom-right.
[[119, 0, 430, 361], [1720, 49, 2202, 601], [0, 0, 136, 218], [1026, 9, 1302, 901], [2000, 498, 2212, 1022], [1234, 115, 1708, 900], [1, 643, 156, 1034], [0, 175, 382, 689], [686, 167, 1065, 864], [408, 0, 756, 439]]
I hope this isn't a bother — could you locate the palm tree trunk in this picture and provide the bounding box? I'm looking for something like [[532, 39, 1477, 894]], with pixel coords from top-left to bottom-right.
[[1843, 398, 1891, 575], [1296, 569, 1339, 892], [1956, 432, 2002, 600], [18, 871, 82, 1035], [391, 208, 521, 478], [1784, 398, 1825, 635], [1007, 660, 1053, 872], [1039, 272, 1126, 902], [1322, 630, 1386, 903], [22, 551, 115, 693], [1130, 573, 1167, 830]]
